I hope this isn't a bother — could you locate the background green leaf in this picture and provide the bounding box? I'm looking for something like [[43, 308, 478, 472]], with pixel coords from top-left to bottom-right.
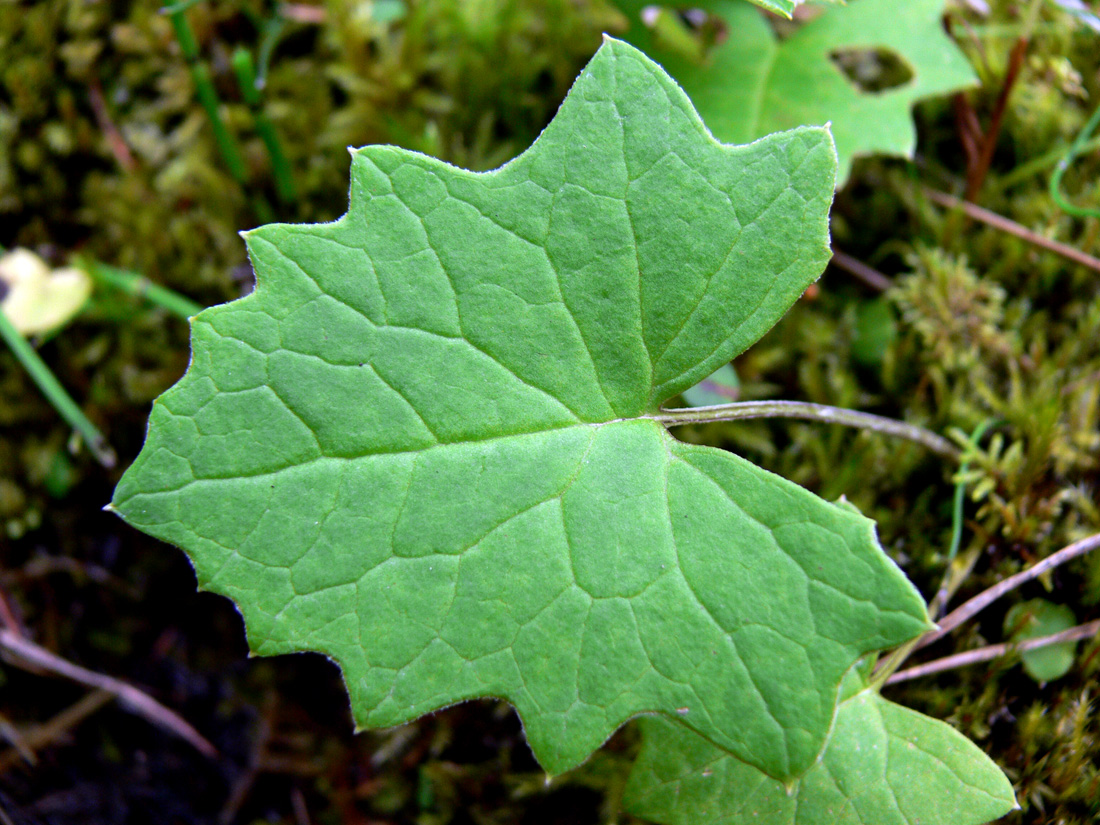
[[616, 0, 977, 185], [1004, 598, 1078, 683], [112, 38, 931, 780], [625, 684, 1018, 825], [681, 362, 741, 407], [851, 297, 899, 367]]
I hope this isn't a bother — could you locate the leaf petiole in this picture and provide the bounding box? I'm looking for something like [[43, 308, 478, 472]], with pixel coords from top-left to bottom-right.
[[654, 400, 961, 461], [869, 636, 924, 691]]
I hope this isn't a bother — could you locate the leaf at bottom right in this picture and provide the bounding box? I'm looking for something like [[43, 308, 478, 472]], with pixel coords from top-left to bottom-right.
[[625, 689, 1017, 825]]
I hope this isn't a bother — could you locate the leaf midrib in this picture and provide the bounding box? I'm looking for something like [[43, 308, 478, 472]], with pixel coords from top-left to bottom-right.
[[119, 417, 659, 497]]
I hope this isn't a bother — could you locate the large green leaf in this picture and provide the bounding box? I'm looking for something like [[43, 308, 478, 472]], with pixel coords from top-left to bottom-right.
[[625, 682, 1018, 825], [112, 38, 931, 779], [616, 0, 977, 185]]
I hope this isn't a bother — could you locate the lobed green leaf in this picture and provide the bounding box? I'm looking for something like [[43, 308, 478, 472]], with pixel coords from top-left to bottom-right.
[[113, 38, 931, 780]]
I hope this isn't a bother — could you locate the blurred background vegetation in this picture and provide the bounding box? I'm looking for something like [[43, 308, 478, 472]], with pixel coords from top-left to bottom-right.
[[1, 0, 1098, 822]]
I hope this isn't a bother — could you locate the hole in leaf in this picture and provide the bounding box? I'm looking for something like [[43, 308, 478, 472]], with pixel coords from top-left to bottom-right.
[[828, 47, 915, 93]]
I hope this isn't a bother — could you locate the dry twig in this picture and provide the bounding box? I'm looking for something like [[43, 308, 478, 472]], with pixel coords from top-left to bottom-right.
[[923, 187, 1100, 272], [918, 532, 1100, 650], [0, 690, 114, 772], [830, 249, 894, 292], [0, 628, 217, 758], [887, 619, 1100, 684]]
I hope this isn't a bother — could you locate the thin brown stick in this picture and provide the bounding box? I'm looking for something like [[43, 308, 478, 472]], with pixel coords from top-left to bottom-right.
[[0, 583, 23, 637], [923, 187, 1100, 272], [917, 532, 1100, 651], [965, 35, 1030, 199], [830, 249, 893, 292], [0, 628, 217, 758], [0, 689, 114, 772], [954, 93, 983, 171], [887, 619, 1100, 684], [88, 79, 137, 173], [0, 712, 36, 767]]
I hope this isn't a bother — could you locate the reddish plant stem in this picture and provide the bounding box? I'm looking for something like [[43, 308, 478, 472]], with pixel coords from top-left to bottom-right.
[[965, 34, 1031, 200], [88, 79, 137, 173], [0, 583, 23, 638], [954, 93, 983, 172]]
